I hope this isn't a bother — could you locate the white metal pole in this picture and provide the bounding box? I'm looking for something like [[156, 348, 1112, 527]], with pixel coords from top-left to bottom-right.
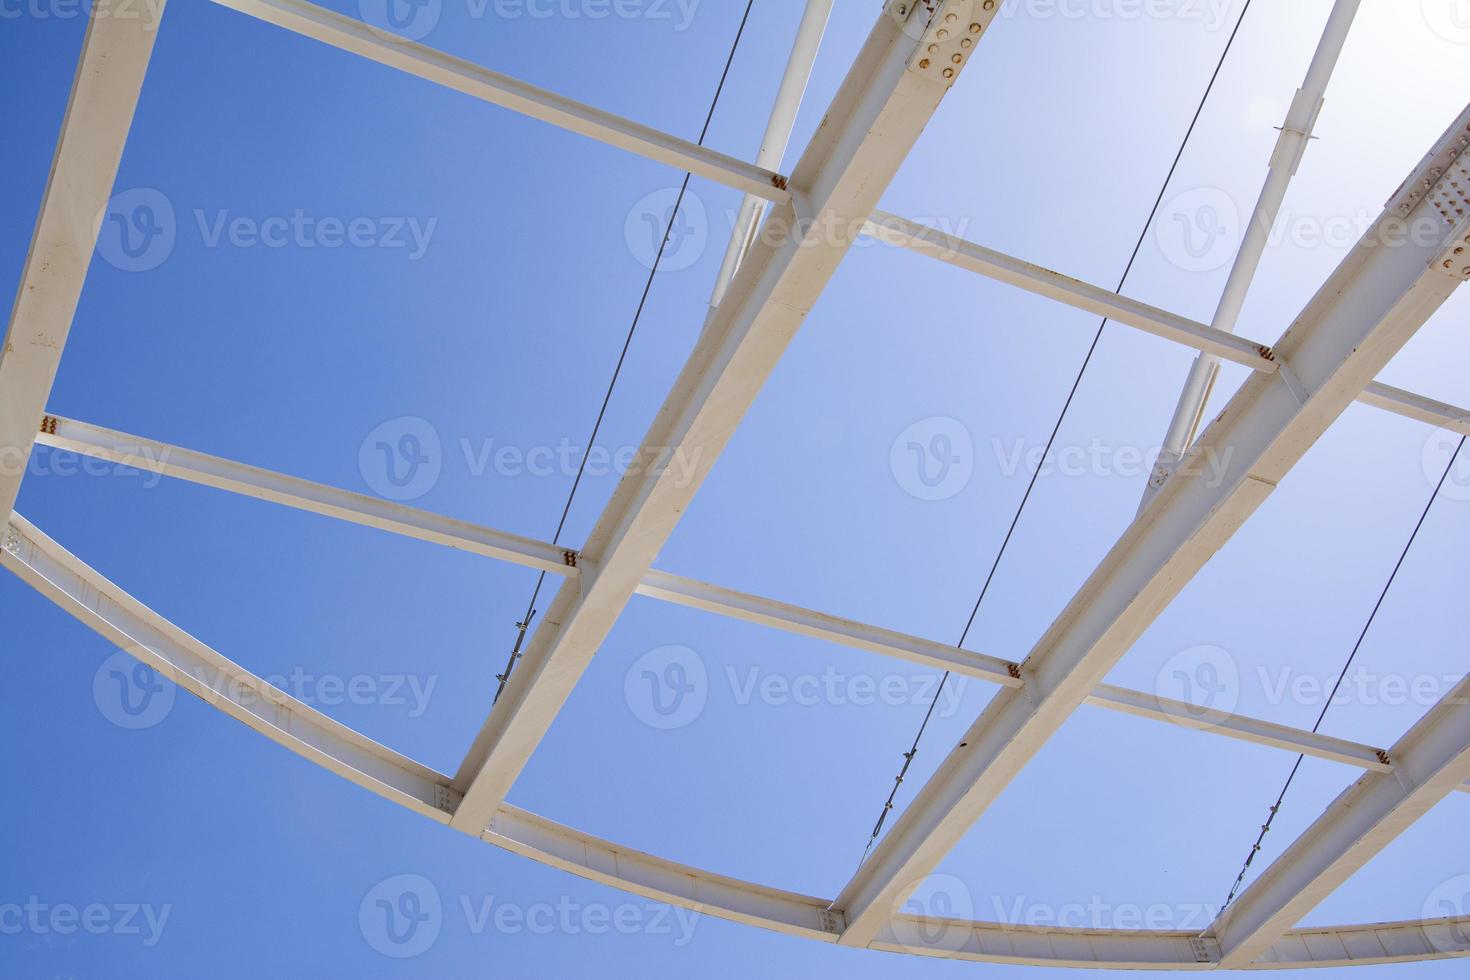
[[1142, 0, 1361, 511], [709, 0, 834, 308]]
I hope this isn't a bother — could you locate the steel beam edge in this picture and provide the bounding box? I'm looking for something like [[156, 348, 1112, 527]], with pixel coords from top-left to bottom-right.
[[208, 0, 789, 203]]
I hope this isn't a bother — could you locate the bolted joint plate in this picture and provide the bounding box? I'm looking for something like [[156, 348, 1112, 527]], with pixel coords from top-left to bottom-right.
[[1427, 151, 1470, 282], [1386, 103, 1470, 280], [1189, 935, 1222, 964], [433, 784, 463, 815], [886, 0, 1000, 86]]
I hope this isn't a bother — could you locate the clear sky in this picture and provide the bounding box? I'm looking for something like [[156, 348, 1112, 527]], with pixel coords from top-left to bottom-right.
[[1, 0, 1467, 977]]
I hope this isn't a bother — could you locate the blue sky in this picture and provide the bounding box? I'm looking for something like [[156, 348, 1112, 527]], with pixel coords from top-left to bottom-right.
[[1, 0, 1468, 976]]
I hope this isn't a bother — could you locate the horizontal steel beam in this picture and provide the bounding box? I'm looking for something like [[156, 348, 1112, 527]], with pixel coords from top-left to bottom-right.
[[637, 569, 1022, 688], [36, 415, 574, 575], [862, 211, 1279, 371], [861, 211, 1470, 436], [1085, 684, 1392, 773], [0, 9, 164, 518], [1357, 381, 1470, 436], [208, 0, 790, 203], [36, 414, 1425, 778]]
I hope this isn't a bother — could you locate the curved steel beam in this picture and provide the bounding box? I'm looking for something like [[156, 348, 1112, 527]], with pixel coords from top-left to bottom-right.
[[4, 510, 1466, 968]]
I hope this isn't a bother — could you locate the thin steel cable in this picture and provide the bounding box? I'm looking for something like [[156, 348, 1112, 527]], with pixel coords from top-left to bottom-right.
[[852, 0, 1256, 871], [1217, 434, 1468, 915], [493, 0, 758, 702]]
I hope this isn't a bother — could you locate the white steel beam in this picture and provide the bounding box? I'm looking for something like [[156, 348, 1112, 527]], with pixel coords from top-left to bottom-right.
[[208, 0, 789, 203], [35, 415, 574, 575], [709, 0, 833, 308], [832, 104, 1470, 948], [860, 212, 1470, 436], [1, 513, 456, 822], [1147, 0, 1362, 509], [33, 414, 1419, 774], [1357, 382, 1470, 436], [5, 510, 1467, 964], [1212, 673, 1470, 968], [0, 8, 165, 518], [1084, 684, 1392, 773], [0, 512, 839, 938], [447, 0, 1007, 834], [861, 211, 1280, 371], [873, 914, 1470, 969]]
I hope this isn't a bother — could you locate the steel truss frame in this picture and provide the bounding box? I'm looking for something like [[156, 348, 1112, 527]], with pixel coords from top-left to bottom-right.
[[2, 0, 1468, 969]]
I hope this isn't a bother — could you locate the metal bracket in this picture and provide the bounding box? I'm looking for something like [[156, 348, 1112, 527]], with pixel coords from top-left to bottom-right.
[[1189, 935, 1222, 964], [39, 414, 59, 435], [1268, 88, 1325, 176], [1388, 115, 1470, 220], [817, 906, 845, 934], [887, 0, 998, 86], [1428, 152, 1470, 282], [433, 784, 463, 815], [3, 524, 20, 557]]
